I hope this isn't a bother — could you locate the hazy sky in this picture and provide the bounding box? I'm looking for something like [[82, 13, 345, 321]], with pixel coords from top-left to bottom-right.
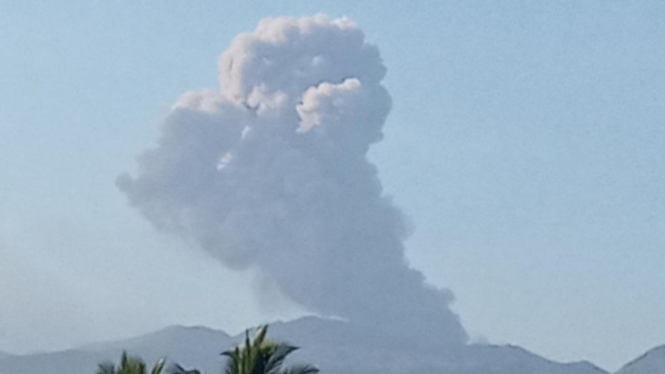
[[1, 1, 663, 371]]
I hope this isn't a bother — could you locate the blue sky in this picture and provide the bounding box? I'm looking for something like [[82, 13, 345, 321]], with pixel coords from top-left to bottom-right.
[[1, 1, 663, 371]]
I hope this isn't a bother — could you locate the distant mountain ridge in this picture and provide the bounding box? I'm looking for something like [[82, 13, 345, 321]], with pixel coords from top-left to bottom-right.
[[0, 317, 659, 374], [615, 345, 665, 374]]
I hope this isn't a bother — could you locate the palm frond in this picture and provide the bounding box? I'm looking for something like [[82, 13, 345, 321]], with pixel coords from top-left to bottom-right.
[[150, 358, 166, 374], [221, 346, 241, 374], [253, 326, 269, 349], [168, 363, 201, 374], [280, 364, 319, 374], [220, 324, 316, 374], [138, 361, 147, 374], [97, 361, 116, 374], [98, 351, 170, 374], [264, 344, 299, 374], [121, 352, 130, 371]]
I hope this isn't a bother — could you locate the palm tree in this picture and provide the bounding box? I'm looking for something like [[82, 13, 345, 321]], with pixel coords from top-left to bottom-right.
[[221, 325, 318, 374], [97, 352, 166, 374], [168, 363, 201, 374]]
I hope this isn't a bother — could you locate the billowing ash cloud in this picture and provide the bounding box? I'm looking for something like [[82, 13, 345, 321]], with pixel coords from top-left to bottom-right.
[[118, 15, 467, 346]]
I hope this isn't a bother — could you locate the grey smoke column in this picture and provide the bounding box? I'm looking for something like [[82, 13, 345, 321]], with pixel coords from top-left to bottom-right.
[[118, 15, 467, 345]]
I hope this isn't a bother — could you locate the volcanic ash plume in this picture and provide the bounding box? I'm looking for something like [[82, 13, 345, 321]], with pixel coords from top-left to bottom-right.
[[118, 15, 467, 346]]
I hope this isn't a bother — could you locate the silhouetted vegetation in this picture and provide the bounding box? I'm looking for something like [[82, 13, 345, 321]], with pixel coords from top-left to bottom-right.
[[97, 352, 165, 374], [97, 325, 318, 374]]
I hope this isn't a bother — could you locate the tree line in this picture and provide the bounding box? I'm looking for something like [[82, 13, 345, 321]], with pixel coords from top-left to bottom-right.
[[97, 326, 318, 374]]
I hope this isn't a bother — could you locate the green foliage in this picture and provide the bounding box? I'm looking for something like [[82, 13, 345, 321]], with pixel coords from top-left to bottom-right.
[[169, 363, 201, 374], [97, 352, 165, 374], [96, 325, 317, 374], [221, 326, 318, 374]]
